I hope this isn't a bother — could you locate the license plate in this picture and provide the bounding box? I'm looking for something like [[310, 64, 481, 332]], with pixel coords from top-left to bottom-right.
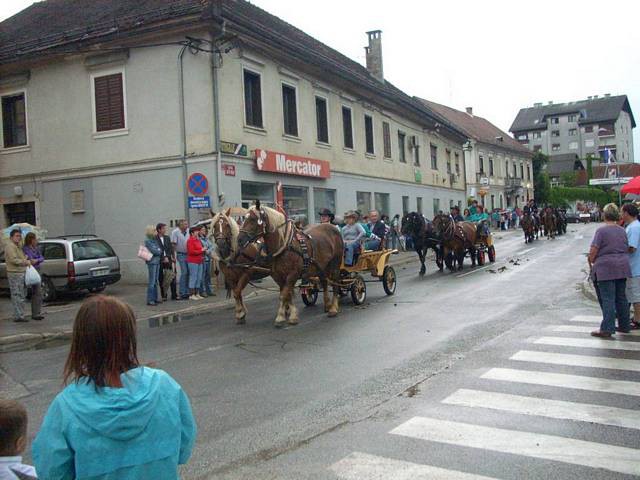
[[91, 269, 109, 277]]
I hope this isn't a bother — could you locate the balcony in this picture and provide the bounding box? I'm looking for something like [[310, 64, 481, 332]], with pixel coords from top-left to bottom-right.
[[506, 177, 522, 188]]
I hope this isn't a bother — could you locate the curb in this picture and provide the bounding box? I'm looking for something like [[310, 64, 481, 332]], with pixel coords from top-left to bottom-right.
[[580, 277, 598, 303]]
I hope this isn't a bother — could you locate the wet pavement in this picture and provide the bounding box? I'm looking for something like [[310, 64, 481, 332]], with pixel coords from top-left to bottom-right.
[[0, 225, 618, 480]]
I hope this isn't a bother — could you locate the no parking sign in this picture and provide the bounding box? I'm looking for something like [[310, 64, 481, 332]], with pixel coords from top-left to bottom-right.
[[187, 173, 209, 196]]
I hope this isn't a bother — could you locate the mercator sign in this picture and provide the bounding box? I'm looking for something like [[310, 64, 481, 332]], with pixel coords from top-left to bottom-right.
[[254, 149, 330, 179]]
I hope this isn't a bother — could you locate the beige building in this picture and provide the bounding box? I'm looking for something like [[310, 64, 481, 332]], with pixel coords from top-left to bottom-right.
[[419, 100, 533, 210], [0, 0, 467, 280]]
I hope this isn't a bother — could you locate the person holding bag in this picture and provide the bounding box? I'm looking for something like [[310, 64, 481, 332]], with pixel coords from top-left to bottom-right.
[[23, 232, 45, 321], [144, 225, 163, 306], [4, 229, 36, 323]]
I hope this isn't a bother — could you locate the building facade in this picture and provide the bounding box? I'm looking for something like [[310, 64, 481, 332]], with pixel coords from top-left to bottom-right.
[[510, 95, 636, 166], [0, 0, 467, 280], [419, 100, 533, 210]]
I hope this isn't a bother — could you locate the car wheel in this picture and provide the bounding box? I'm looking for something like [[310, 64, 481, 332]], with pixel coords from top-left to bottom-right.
[[41, 276, 57, 302]]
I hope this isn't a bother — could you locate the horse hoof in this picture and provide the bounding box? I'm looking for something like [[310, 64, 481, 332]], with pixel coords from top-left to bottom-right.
[[236, 317, 246, 325], [327, 310, 338, 318], [288, 319, 299, 326], [274, 321, 287, 329]]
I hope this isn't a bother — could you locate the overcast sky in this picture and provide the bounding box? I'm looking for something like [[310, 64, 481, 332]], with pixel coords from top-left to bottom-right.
[[2, 0, 639, 158]]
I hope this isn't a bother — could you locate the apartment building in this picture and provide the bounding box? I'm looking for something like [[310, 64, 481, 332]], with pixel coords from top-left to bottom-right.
[[419, 100, 533, 209], [510, 95, 636, 174], [0, 0, 467, 280]]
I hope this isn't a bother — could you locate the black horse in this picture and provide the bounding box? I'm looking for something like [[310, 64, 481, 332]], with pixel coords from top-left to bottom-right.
[[555, 208, 567, 236], [401, 212, 443, 275]]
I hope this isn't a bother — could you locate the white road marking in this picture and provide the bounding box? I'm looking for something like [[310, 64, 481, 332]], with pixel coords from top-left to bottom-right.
[[391, 417, 640, 476], [516, 248, 534, 255], [535, 336, 640, 352], [569, 315, 601, 323], [330, 452, 499, 480], [511, 350, 640, 372], [551, 325, 640, 336], [455, 265, 491, 278], [442, 388, 640, 430], [481, 367, 640, 397]]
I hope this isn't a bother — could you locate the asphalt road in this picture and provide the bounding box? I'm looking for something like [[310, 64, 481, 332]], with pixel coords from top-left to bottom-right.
[[3, 223, 637, 479]]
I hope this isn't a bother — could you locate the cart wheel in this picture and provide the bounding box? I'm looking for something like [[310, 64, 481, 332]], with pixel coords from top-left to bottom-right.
[[301, 288, 319, 306], [382, 266, 396, 295], [350, 275, 367, 305], [488, 245, 496, 263], [476, 250, 485, 266]]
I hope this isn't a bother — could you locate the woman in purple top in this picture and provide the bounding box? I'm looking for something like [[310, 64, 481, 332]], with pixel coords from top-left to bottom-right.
[[22, 232, 45, 320], [588, 204, 630, 337]]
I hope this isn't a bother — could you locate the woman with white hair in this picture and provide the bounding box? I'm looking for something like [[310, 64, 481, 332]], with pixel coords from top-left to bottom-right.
[[588, 203, 631, 337], [144, 225, 163, 306]]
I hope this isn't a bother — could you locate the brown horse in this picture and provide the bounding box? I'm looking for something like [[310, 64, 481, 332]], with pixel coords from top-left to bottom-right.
[[432, 214, 478, 271], [209, 209, 271, 324], [541, 207, 556, 239], [237, 203, 344, 327], [521, 213, 536, 243]]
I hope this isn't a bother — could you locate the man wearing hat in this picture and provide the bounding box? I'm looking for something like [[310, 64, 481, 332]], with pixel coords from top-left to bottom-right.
[[341, 210, 366, 266], [318, 208, 335, 225]]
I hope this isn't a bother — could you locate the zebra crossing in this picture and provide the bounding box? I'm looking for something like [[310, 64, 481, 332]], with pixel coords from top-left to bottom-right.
[[330, 314, 640, 479]]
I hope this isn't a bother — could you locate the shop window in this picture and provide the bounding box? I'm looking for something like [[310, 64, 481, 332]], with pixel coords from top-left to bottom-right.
[[282, 84, 298, 136], [402, 196, 409, 215], [398, 131, 406, 163], [382, 121, 391, 158], [243, 69, 263, 128], [416, 197, 423, 214], [313, 188, 336, 222], [1, 92, 27, 148], [374, 192, 390, 216], [315, 96, 329, 144], [364, 114, 374, 154], [283, 186, 308, 224], [342, 106, 353, 149], [356, 191, 371, 214], [241, 181, 274, 209], [3, 201, 36, 225]]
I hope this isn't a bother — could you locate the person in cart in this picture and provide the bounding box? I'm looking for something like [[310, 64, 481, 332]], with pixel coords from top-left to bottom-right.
[[318, 208, 335, 225], [341, 210, 366, 266], [451, 206, 465, 222]]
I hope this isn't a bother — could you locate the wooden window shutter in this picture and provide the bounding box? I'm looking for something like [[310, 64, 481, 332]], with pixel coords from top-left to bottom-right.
[[95, 73, 125, 132]]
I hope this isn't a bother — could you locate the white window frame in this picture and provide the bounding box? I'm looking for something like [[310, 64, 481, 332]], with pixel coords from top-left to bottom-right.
[[341, 104, 355, 151], [281, 80, 299, 139], [0, 88, 30, 153], [241, 66, 266, 132], [89, 66, 128, 139], [314, 93, 330, 145], [364, 112, 375, 156]]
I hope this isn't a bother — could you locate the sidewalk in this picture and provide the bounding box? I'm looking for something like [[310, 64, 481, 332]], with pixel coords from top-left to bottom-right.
[[0, 251, 418, 349]]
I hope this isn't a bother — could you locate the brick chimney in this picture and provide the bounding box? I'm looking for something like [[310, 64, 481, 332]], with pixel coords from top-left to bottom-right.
[[466, 107, 473, 115], [365, 30, 384, 81]]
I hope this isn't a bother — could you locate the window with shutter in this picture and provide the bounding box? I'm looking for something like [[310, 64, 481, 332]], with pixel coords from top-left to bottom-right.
[[94, 73, 125, 132], [382, 121, 391, 158], [1, 92, 27, 148]]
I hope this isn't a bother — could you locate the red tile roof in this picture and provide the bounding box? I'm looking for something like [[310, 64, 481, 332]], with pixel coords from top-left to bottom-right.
[[417, 98, 530, 156]]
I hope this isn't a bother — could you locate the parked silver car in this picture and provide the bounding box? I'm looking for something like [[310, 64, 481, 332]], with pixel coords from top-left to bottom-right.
[[0, 235, 121, 301]]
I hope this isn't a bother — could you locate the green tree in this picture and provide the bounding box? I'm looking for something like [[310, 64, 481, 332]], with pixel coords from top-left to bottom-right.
[[531, 151, 550, 203], [585, 154, 596, 181], [559, 171, 577, 187]]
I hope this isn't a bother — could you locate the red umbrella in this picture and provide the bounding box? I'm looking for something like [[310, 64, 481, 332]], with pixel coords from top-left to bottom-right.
[[621, 176, 640, 195]]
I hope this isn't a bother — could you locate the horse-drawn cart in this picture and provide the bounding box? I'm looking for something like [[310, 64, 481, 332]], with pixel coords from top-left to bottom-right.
[[300, 247, 397, 307], [473, 231, 496, 265]]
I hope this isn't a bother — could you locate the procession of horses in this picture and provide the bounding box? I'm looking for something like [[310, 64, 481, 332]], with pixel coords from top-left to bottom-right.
[[521, 206, 568, 243], [204, 201, 530, 328]]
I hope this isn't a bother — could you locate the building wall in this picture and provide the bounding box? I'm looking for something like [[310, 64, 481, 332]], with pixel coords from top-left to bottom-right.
[[0, 32, 468, 282]]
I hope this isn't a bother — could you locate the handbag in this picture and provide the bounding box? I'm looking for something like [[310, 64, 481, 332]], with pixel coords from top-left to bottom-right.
[[25, 265, 41, 286], [137, 245, 153, 262]]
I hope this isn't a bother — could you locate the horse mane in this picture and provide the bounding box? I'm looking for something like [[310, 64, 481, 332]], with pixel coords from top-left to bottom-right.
[[249, 205, 287, 245], [210, 211, 240, 256]]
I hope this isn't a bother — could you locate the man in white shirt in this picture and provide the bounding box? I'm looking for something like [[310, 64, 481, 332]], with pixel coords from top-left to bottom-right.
[[170, 219, 190, 300]]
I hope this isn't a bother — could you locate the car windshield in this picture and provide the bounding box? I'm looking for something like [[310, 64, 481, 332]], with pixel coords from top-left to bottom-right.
[[72, 240, 116, 261]]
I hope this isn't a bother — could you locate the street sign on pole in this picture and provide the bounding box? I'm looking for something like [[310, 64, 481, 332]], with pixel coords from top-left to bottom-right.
[[187, 173, 209, 196], [589, 177, 632, 186], [188, 196, 211, 209]]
